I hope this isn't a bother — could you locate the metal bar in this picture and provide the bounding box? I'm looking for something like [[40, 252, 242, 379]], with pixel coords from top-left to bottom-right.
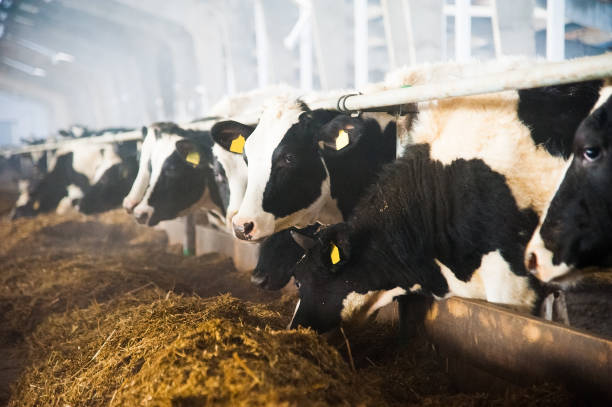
[[425, 297, 612, 398], [299, 5, 313, 91], [353, 0, 368, 88], [4, 54, 611, 156], [1, 130, 143, 156], [490, 0, 503, 58], [454, 0, 471, 61], [183, 214, 196, 256], [254, 0, 269, 88], [310, 53, 612, 111], [546, 0, 565, 61], [401, 0, 417, 66]]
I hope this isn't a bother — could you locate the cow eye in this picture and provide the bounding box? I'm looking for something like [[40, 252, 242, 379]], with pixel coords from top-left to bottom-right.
[[283, 154, 296, 166], [583, 147, 601, 162], [295, 279, 301, 289]]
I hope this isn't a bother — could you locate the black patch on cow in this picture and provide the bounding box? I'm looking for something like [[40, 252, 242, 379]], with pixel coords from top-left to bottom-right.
[[290, 144, 542, 332], [518, 80, 603, 158], [321, 116, 396, 218], [210, 120, 255, 152], [79, 157, 139, 214], [539, 95, 612, 270], [261, 110, 340, 218]]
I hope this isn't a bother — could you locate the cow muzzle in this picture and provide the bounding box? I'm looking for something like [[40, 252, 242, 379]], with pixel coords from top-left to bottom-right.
[[133, 204, 154, 226], [233, 220, 255, 241], [122, 196, 139, 214]]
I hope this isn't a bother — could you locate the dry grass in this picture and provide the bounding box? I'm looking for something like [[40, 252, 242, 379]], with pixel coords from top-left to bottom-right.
[[0, 209, 577, 406]]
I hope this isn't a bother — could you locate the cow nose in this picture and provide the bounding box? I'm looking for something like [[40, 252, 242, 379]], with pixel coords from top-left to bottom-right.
[[250, 273, 268, 287], [136, 212, 149, 225], [527, 252, 538, 273], [233, 221, 255, 240]]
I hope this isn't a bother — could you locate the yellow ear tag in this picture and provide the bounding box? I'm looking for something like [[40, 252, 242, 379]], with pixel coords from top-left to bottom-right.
[[186, 151, 200, 166], [229, 134, 245, 154], [336, 129, 349, 150], [330, 243, 341, 265], [33, 200, 40, 210]]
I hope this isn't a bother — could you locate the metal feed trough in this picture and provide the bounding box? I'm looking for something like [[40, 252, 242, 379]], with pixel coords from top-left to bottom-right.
[[2, 53, 612, 396]]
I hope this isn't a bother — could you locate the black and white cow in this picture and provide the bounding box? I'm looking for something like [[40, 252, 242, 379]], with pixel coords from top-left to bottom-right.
[[122, 122, 227, 227], [12, 141, 138, 218], [288, 144, 545, 332], [219, 98, 397, 242], [250, 76, 605, 327], [526, 92, 612, 282]]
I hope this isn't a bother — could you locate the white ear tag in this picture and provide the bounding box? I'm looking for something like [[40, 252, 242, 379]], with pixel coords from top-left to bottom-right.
[[336, 130, 349, 150]]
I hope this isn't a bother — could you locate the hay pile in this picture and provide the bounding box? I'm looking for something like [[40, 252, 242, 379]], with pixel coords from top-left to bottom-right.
[[1, 209, 576, 406], [11, 293, 378, 407]]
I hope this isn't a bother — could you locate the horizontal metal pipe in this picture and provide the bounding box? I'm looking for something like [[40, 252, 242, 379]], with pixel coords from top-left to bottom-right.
[[424, 297, 612, 399], [4, 53, 611, 156], [311, 53, 612, 111]]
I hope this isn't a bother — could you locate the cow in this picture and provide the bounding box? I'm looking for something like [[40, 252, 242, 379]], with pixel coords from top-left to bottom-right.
[[11, 141, 137, 218], [243, 72, 602, 291], [287, 143, 547, 332], [122, 122, 226, 227], [526, 92, 612, 283], [221, 98, 397, 242], [123, 86, 300, 230]]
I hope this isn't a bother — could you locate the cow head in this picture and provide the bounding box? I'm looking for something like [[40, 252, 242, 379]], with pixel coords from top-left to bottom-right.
[[526, 95, 612, 282], [123, 123, 222, 226], [250, 224, 321, 290], [231, 100, 374, 241], [287, 224, 401, 333], [210, 120, 256, 228]]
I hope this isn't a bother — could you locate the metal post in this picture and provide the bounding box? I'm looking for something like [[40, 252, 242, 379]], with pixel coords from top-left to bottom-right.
[[183, 213, 196, 256], [254, 0, 269, 88], [353, 0, 368, 88], [546, 0, 565, 61], [455, 0, 471, 61], [299, 4, 313, 91], [401, 0, 417, 66]]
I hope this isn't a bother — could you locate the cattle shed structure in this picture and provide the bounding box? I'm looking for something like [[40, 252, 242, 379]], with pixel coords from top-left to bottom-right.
[[2, 1, 612, 406]]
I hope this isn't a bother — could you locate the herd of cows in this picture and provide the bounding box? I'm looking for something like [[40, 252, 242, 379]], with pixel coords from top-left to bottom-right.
[[1, 58, 611, 334]]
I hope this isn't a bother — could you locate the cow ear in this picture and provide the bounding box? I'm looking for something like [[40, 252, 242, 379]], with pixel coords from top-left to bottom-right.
[[290, 229, 317, 252], [176, 139, 205, 168], [320, 223, 351, 269], [317, 116, 362, 153], [211, 120, 255, 154], [141, 126, 148, 137]]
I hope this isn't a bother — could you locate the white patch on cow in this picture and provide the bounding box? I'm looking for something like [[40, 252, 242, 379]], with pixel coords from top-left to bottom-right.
[[288, 299, 301, 329], [132, 134, 180, 221], [409, 283, 422, 292], [435, 251, 535, 308], [68, 145, 106, 184], [56, 184, 84, 214], [340, 287, 407, 325], [123, 131, 156, 211], [413, 91, 568, 215], [525, 158, 574, 282], [592, 82, 612, 112], [212, 144, 247, 229], [15, 180, 30, 207], [434, 259, 486, 300]]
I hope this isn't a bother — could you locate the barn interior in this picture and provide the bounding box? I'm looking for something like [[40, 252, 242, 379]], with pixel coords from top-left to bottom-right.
[[1, 1, 612, 406]]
